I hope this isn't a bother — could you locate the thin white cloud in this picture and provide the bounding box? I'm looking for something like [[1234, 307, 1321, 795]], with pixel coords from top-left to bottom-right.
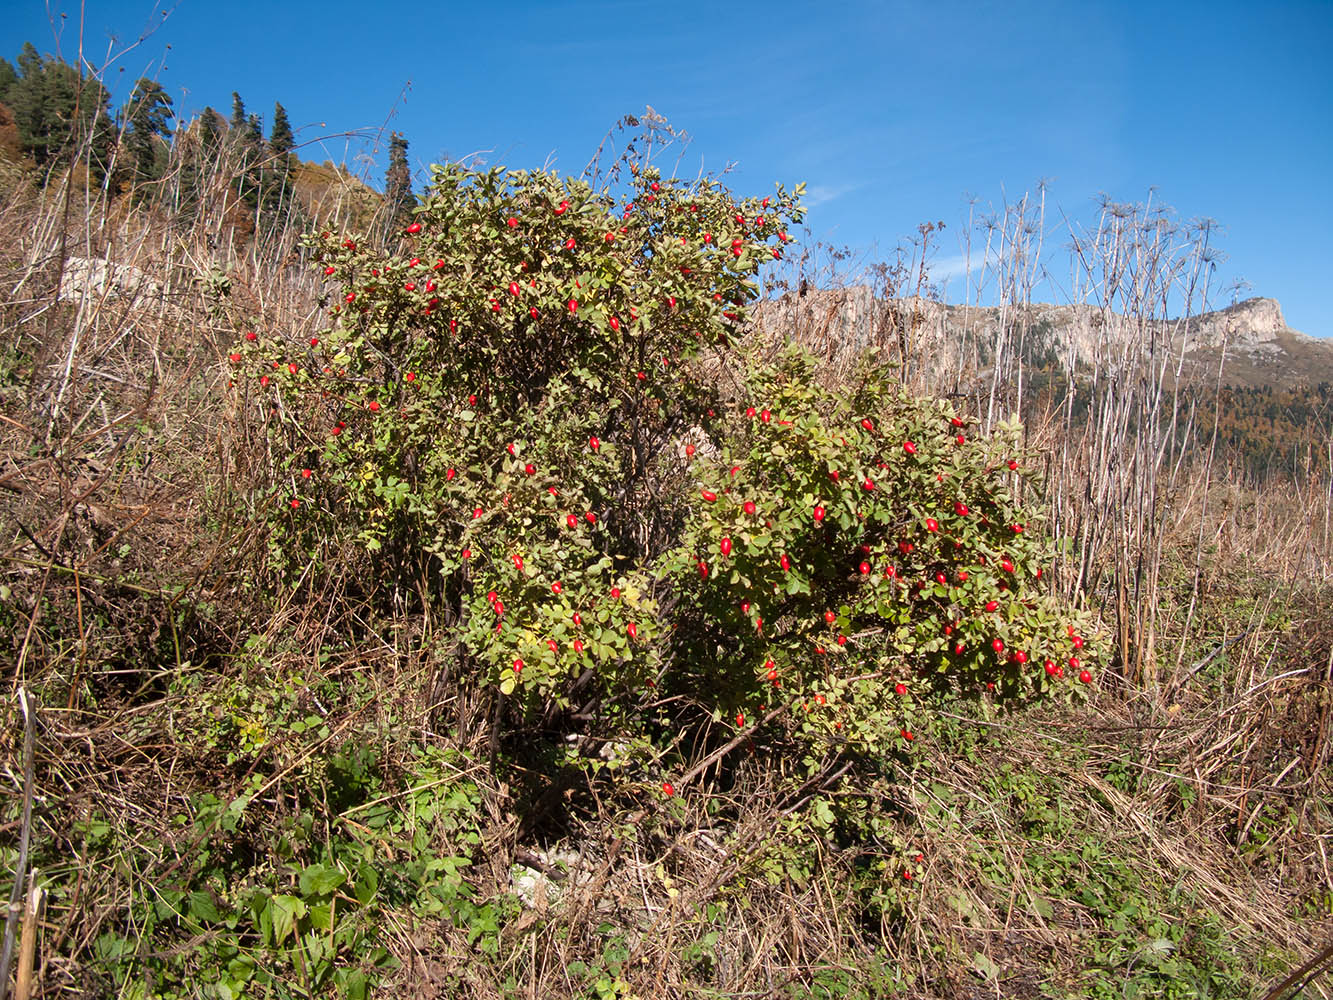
[[804, 183, 858, 209], [928, 253, 982, 282]]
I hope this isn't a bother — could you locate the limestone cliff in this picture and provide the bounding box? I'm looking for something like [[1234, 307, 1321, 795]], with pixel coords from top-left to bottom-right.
[[752, 291, 1330, 388]]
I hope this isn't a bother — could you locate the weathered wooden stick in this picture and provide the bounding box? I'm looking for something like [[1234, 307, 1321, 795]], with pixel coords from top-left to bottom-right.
[[14, 872, 41, 1000], [0, 690, 36, 1000]]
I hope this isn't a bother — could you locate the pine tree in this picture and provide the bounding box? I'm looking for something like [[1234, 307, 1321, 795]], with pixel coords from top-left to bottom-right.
[[5, 42, 114, 181], [0, 58, 17, 101], [259, 102, 296, 220], [230, 92, 246, 131], [123, 78, 174, 187], [384, 131, 414, 231], [268, 102, 294, 162], [199, 106, 223, 152]]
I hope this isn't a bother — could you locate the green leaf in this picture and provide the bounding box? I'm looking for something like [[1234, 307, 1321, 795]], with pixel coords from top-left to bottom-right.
[[187, 891, 222, 924], [353, 865, 379, 905], [270, 894, 307, 946], [308, 902, 333, 932], [299, 863, 346, 897], [971, 950, 1000, 981]]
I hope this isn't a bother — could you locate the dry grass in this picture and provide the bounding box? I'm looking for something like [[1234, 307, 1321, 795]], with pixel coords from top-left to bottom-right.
[[0, 114, 1331, 999]]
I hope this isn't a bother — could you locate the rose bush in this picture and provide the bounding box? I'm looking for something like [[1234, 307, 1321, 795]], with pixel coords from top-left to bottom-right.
[[228, 156, 1101, 758], [661, 347, 1099, 754]]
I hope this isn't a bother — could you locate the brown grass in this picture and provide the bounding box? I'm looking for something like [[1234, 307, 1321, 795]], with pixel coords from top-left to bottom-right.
[[0, 109, 1330, 999]]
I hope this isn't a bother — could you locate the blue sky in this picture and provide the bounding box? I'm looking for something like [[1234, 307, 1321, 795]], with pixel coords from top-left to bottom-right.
[[4, 0, 1330, 335]]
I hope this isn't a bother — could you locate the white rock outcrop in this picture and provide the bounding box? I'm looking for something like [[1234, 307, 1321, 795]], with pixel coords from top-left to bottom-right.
[[58, 256, 162, 308]]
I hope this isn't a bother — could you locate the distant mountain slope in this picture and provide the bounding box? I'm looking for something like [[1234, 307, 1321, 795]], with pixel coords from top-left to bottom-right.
[[756, 290, 1332, 390], [290, 159, 383, 233], [753, 289, 1332, 481], [1172, 297, 1332, 388]]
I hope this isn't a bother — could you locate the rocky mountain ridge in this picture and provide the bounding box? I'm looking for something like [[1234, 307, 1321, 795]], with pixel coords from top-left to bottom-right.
[[755, 290, 1331, 388]]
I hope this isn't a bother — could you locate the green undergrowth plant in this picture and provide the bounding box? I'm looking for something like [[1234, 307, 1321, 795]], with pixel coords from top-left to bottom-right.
[[693, 700, 1280, 999], [959, 735, 1267, 999], [58, 655, 507, 999]]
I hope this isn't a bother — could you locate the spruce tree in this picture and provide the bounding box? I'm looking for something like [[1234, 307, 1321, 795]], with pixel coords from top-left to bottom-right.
[[15, 43, 41, 85], [260, 102, 296, 220], [234, 108, 264, 211], [230, 92, 246, 131], [0, 58, 17, 101], [199, 106, 223, 152], [9, 44, 60, 164], [123, 78, 174, 187], [384, 131, 414, 231], [268, 102, 294, 162], [5, 43, 114, 181]]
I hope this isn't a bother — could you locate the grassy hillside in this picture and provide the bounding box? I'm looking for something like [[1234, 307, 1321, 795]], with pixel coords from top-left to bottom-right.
[[0, 108, 1330, 1000], [290, 159, 384, 235]]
